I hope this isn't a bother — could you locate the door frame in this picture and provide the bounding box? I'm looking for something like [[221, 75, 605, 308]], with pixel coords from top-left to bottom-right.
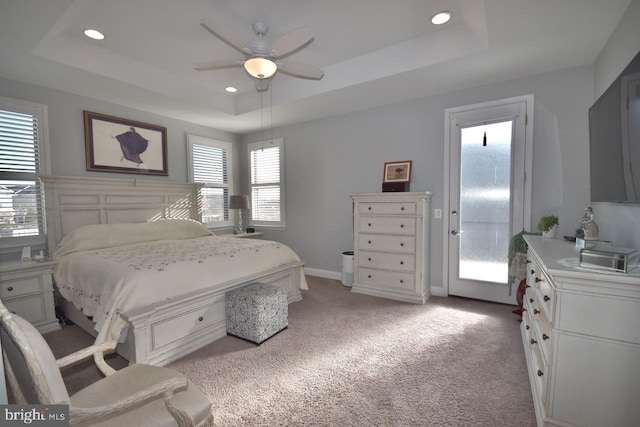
[[442, 94, 534, 299]]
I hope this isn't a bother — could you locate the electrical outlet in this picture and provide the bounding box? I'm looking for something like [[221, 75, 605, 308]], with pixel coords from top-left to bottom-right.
[[21, 246, 31, 260], [434, 209, 442, 219]]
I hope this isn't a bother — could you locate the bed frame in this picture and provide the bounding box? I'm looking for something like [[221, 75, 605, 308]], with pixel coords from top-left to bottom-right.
[[39, 175, 304, 366]]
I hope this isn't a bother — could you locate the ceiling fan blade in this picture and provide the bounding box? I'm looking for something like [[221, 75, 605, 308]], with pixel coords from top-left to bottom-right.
[[254, 78, 271, 92], [193, 59, 244, 71], [268, 27, 314, 59], [278, 61, 324, 80], [200, 18, 251, 55]]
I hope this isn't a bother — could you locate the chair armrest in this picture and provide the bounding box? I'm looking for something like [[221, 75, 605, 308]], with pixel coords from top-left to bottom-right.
[[69, 376, 194, 426], [57, 340, 119, 376]]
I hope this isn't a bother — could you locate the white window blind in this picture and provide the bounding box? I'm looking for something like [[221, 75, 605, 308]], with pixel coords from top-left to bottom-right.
[[0, 97, 49, 244], [249, 138, 285, 227], [187, 135, 233, 228]]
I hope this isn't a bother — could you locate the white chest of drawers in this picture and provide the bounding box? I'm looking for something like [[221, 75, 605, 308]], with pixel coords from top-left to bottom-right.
[[522, 235, 640, 427], [350, 192, 432, 304], [0, 259, 59, 334]]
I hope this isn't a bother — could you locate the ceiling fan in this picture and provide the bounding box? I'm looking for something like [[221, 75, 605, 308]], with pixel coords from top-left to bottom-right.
[[194, 18, 324, 92]]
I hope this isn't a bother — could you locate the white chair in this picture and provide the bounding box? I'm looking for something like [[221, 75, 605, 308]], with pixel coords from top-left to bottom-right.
[[0, 301, 213, 426]]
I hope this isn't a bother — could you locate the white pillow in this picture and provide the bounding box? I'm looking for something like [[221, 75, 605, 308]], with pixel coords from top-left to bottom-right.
[[53, 219, 213, 259]]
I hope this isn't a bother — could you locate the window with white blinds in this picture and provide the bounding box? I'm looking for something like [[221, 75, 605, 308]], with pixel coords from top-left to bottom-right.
[[187, 135, 233, 228], [0, 96, 50, 246], [248, 138, 285, 228]]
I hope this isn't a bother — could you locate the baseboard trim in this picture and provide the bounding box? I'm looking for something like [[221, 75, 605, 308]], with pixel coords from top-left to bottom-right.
[[304, 268, 341, 281]]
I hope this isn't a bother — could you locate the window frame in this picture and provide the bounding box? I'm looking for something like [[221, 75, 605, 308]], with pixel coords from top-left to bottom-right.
[[186, 134, 234, 229], [248, 138, 286, 229], [0, 96, 50, 249]]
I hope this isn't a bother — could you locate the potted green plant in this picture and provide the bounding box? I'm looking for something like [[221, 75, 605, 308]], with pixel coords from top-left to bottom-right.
[[537, 215, 559, 238]]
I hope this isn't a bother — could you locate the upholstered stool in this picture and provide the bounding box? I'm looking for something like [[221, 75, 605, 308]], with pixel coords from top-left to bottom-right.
[[226, 283, 288, 345]]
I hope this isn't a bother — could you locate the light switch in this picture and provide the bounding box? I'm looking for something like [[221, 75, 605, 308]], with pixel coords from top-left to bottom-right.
[[434, 209, 442, 219]]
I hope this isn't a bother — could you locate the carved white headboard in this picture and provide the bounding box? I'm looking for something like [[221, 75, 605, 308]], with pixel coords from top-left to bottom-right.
[[39, 175, 202, 252]]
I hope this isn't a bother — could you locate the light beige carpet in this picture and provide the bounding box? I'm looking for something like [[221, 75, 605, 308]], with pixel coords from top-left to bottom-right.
[[46, 276, 536, 426]]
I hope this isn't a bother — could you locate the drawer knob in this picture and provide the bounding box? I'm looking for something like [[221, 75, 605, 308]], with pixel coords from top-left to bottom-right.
[[401, 207, 405, 211], [522, 308, 527, 312], [368, 240, 372, 244], [530, 269, 535, 274], [198, 316, 204, 322], [526, 260, 531, 264], [399, 279, 404, 284], [529, 298, 534, 303], [7, 286, 13, 292], [537, 370, 544, 377], [400, 224, 404, 228], [543, 295, 550, 302], [533, 309, 540, 315], [400, 261, 404, 265], [400, 243, 404, 247], [525, 285, 531, 289], [525, 325, 530, 330], [542, 334, 549, 340], [368, 275, 372, 279], [368, 206, 372, 210], [530, 338, 537, 345], [535, 277, 542, 283], [368, 223, 372, 227], [368, 257, 372, 261]]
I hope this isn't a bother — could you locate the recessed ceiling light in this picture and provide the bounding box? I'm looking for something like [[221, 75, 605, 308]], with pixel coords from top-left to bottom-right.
[[431, 11, 452, 25], [83, 29, 105, 40], [225, 86, 238, 93]]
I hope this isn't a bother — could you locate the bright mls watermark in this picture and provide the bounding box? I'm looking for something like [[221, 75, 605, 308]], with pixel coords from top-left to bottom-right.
[[2, 405, 68, 426]]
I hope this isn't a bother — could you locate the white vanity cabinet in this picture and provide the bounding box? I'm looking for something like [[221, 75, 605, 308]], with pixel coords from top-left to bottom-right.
[[522, 236, 640, 427], [350, 192, 432, 304]]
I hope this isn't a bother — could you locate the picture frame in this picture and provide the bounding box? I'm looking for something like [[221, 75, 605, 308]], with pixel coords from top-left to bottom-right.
[[84, 111, 168, 176], [383, 160, 412, 183]]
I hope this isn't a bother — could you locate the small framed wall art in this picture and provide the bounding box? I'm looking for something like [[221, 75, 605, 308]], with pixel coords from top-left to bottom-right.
[[383, 160, 412, 183], [84, 111, 168, 175]]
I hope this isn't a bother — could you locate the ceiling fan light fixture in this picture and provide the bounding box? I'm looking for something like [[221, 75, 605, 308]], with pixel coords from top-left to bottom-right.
[[431, 11, 452, 25], [244, 57, 277, 79]]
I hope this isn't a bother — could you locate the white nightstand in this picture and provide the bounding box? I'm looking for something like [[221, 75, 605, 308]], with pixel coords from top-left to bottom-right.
[[230, 232, 263, 239], [0, 259, 59, 334]]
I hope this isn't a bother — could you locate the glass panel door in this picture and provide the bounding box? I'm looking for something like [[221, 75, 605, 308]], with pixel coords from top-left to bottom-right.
[[458, 121, 513, 284]]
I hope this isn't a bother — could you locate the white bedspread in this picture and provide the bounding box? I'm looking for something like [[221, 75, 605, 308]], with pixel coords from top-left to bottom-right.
[[54, 233, 307, 343]]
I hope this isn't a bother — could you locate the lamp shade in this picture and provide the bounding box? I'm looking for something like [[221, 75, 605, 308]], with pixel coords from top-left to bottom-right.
[[244, 57, 277, 79], [229, 195, 250, 210]]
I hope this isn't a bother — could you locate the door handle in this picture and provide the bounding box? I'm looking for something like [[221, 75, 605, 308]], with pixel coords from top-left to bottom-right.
[[451, 230, 462, 236]]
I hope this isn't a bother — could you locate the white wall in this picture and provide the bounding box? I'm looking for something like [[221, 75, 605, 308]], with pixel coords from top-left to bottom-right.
[[241, 65, 594, 294], [592, 0, 640, 247]]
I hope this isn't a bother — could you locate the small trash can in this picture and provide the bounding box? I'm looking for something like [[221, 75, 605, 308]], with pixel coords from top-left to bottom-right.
[[341, 251, 354, 287]]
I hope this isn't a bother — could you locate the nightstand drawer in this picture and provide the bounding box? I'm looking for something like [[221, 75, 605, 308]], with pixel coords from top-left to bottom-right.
[[3, 293, 50, 325], [0, 274, 47, 298]]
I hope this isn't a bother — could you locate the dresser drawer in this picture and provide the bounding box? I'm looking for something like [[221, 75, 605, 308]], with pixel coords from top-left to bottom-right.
[[3, 293, 49, 325], [357, 202, 416, 215], [359, 216, 415, 235], [359, 251, 415, 272], [358, 267, 415, 291], [358, 234, 415, 254], [0, 274, 48, 299]]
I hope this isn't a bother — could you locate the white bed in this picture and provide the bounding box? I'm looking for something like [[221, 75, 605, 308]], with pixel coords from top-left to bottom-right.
[[40, 175, 307, 366]]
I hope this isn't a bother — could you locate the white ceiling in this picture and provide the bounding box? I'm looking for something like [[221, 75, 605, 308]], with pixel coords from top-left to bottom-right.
[[0, 0, 631, 134]]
